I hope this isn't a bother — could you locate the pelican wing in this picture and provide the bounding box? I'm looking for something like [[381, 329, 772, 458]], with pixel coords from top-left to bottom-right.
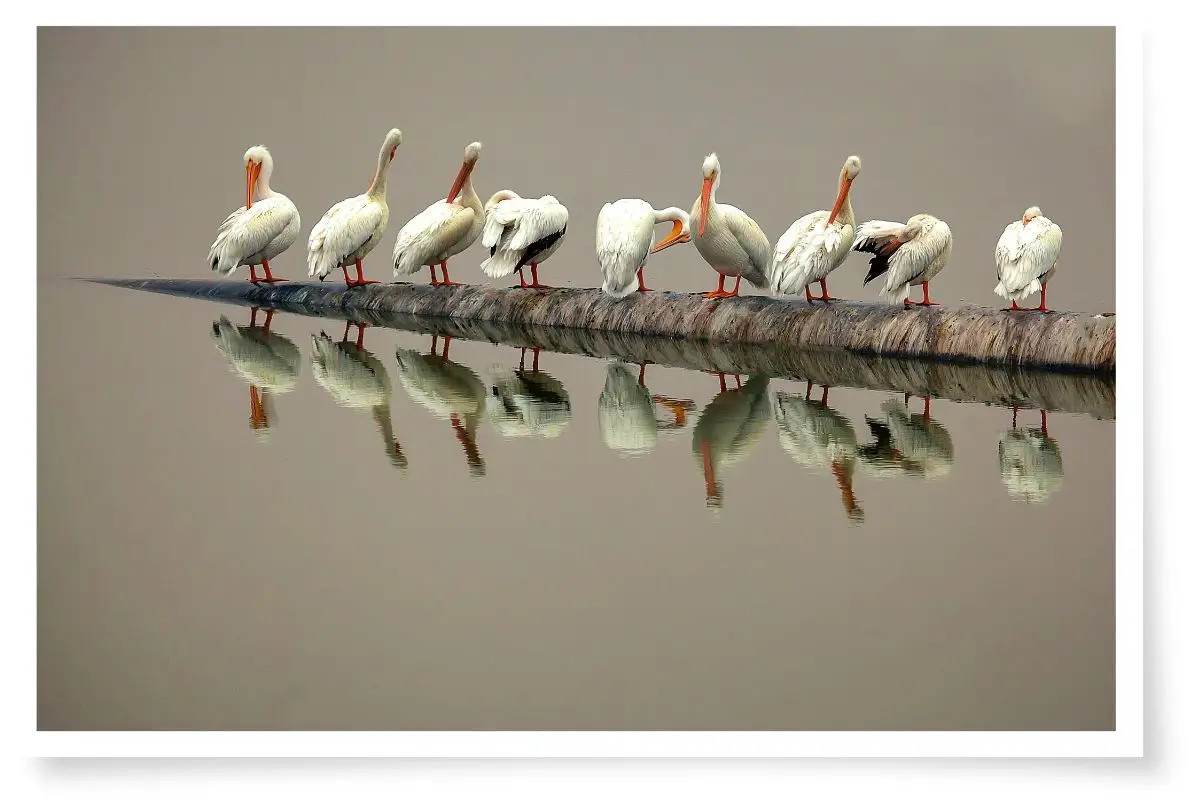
[[501, 197, 570, 252], [770, 210, 849, 295], [994, 217, 1062, 299], [392, 200, 477, 276], [596, 200, 655, 298], [723, 205, 773, 286], [208, 195, 300, 275], [306, 195, 384, 278]]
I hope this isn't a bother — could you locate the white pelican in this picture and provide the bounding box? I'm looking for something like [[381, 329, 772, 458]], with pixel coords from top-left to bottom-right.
[[394, 335, 488, 476], [310, 330, 407, 471], [486, 348, 571, 439], [999, 408, 1065, 503], [210, 308, 300, 439], [773, 383, 864, 523], [597, 362, 696, 456], [595, 199, 691, 298], [994, 206, 1063, 313], [861, 396, 954, 480], [692, 373, 772, 507], [479, 191, 570, 289], [689, 154, 772, 299], [392, 142, 485, 287], [852, 213, 953, 306], [207, 146, 301, 284], [768, 155, 862, 302], [306, 127, 404, 287]]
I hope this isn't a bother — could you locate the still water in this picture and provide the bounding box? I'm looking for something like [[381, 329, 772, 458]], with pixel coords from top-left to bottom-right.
[[37, 280, 1115, 731]]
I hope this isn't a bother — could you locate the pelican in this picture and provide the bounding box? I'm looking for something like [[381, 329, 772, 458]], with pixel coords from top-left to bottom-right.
[[311, 330, 407, 471], [595, 199, 691, 298], [853, 213, 953, 306], [862, 397, 954, 480], [306, 128, 403, 287], [597, 362, 696, 456], [689, 154, 772, 299], [692, 373, 772, 508], [394, 335, 488, 476], [773, 383, 864, 523], [768, 155, 862, 302], [210, 308, 300, 440], [999, 408, 1065, 503], [207, 146, 301, 284], [479, 191, 570, 289], [392, 142, 485, 287], [486, 348, 571, 438], [994, 206, 1063, 313]]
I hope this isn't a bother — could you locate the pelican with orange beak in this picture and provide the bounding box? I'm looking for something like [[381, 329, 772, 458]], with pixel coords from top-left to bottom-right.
[[687, 153, 772, 299], [208, 145, 301, 284], [392, 142, 485, 287], [768, 155, 862, 302], [596, 199, 691, 298]]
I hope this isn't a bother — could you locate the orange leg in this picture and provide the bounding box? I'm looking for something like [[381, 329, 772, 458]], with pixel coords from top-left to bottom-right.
[[704, 274, 738, 299], [805, 284, 815, 303], [1040, 409, 1049, 436], [526, 263, 547, 289], [637, 267, 651, 292], [819, 386, 829, 407], [910, 281, 939, 306], [342, 321, 367, 349], [517, 268, 529, 288], [818, 278, 838, 302], [441, 336, 451, 361], [341, 265, 351, 285], [638, 363, 646, 386], [1037, 285, 1051, 313], [429, 264, 441, 286], [705, 371, 729, 393], [429, 334, 440, 356], [531, 347, 541, 372], [249, 307, 259, 328], [440, 261, 463, 287], [351, 260, 378, 287], [248, 264, 261, 285], [652, 396, 693, 427], [260, 309, 274, 333], [700, 440, 720, 506], [259, 259, 287, 283], [922, 396, 931, 421]]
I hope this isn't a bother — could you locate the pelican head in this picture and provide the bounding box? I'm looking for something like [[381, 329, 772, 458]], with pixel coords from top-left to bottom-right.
[[447, 141, 483, 202], [485, 189, 521, 211], [1022, 206, 1043, 226], [650, 207, 692, 253], [698, 153, 721, 238], [826, 154, 861, 225], [383, 128, 403, 163], [243, 145, 272, 209]]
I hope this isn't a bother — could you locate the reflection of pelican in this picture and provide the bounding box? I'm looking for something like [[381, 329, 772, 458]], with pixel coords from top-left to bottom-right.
[[310, 330, 407, 470], [598, 362, 696, 456], [773, 383, 863, 523], [692, 374, 772, 507], [486, 347, 571, 439], [394, 336, 487, 476], [211, 308, 300, 440], [999, 408, 1064, 503], [859, 396, 954, 480]]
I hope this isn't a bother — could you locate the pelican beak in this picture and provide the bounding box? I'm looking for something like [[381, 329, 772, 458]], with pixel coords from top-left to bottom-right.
[[245, 161, 262, 209], [446, 159, 474, 203], [699, 176, 714, 237], [650, 220, 691, 253], [825, 173, 851, 227]]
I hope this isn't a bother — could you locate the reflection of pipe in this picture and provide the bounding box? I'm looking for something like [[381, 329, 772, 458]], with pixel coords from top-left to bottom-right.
[[98, 278, 1115, 371]]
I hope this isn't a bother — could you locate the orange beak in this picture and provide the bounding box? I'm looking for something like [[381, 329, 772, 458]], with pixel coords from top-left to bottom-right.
[[650, 220, 691, 253], [825, 174, 851, 226], [245, 161, 262, 209], [698, 176, 714, 237], [446, 160, 474, 203]]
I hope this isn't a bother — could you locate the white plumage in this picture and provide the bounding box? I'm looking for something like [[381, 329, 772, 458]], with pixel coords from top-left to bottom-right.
[[769, 155, 861, 301], [692, 374, 772, 507], [596, 199, 690, 298], [773, 386, 863, 522], [307, 128, 403, 286], [872, 398, 954, 480], [689, 153, 772, 297], [394, 338, 488, 476], [211, 312, 301, 440], [207, 146, 300, 283], [999, 424, 1065, 503], [479, 190, 569, 286], [392, 142, 485, 285], [310, 331, 406, 469], [486, 364, 572, 439], [853, 214, 953, 305], [597, 362, 694, 456], [994, 206, 1063, 310]]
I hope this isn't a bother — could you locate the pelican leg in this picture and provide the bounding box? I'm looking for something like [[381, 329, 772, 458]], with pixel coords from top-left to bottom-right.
[[429, 334, 440, 356], [440, 261, 464, 287], [527, 263, 548, 289], [818, 279, 838, 302], [922, 396, 931, 421], [440, 336, 451, 361], [259, 259, 287, 283], [704, 274, 736, 299], [429, 265, 441, 286], [819, 385, 829, 407], [345, 259, 378, 287], [248, 264, 261, 285], [910, 282, 939, 306], [1040, 409, 1049, 436], [638, 363, 646, 386], [531, 347, 541, 372], [805, 285, 815, 303], [517, 268, 529, 288], [636, 267, 652, 292], [261, 309, 274, 333], [341, 265, 352, 285], [249, 307, 259, 328], [1037, 285, 1052, 313], [805, 381, 813, 401]]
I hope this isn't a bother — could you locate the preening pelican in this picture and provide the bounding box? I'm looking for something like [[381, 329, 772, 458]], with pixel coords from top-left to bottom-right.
[[769, 155, 861, 302], [597, 362, 696, 456], [994, 206, 1063, 313], [486, 348, 571, 439], [862, 397, 954, 480], [307, 128, 403, 287], [208, 146, 301, 284], [392, 142, 485, 287], [692, 373, 772, 507], [853, 213, 953, 306], [596, 199, 691, 298], [999, 408, 1064, 503], [479, 191, 569, 288], [311, 330, 407, 471], [211, 308, 300, 439], [689, 154, 772, 299], [773, 383, 863, 523], [394, 336, 488, 477]]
